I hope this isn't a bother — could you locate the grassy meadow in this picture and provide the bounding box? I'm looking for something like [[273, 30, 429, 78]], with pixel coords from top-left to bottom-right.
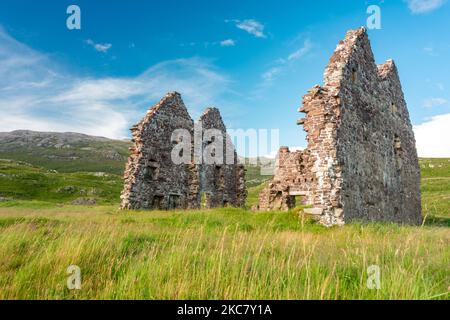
[[0, 158, 448, 299]]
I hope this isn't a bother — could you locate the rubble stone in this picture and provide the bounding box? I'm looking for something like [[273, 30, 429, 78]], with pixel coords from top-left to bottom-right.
[[257, 28, 422, 226], [120, 92, 246, 210], [198, 108, 247, 208]]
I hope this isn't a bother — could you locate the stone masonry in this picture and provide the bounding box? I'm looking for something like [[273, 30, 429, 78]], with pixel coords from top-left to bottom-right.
[[120, 92, 246, 210], [198, 108, 247, 208], [257, 28, 422, 226]]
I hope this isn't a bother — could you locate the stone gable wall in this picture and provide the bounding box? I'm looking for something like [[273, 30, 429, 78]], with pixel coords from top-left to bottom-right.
[[120, 92, 246, 210], [120, 92, 195, 210], [331, 29, 421, 224], [198, 108, 247, 208], [257, 27, 421, 226]]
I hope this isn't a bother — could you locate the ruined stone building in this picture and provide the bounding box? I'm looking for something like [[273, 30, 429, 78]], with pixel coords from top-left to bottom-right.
[[257, 27, 422, 226], [198, 108, 247, 208], [120, 92, 246, 210]]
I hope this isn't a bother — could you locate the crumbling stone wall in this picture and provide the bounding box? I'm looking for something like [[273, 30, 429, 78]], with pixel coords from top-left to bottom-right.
[[258, 27, 421, 226], [329, 28, 421, 225], [258, 147, 312, 211], [120, 92, 246, 210], [198, 108, 247, 208], [120, 92, 197, 210]]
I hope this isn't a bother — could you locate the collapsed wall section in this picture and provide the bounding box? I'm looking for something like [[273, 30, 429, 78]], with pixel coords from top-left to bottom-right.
[[257, 147, 311, 211]]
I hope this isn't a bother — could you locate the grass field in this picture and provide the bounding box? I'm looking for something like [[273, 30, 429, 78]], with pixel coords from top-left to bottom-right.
[[0, 160, 122, 205], [0, 158, 448, 300], [420, 158, 450, 226]]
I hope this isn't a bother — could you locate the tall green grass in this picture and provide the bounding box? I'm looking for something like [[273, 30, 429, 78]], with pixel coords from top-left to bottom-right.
[[420, 159, 450, 226], [0, 158, 448, 299], [0, 206, 448, 300]]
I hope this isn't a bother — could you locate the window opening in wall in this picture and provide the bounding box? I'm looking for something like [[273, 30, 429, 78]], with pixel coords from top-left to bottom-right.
[[168, 194, 180, 209], [294, 195, 303, 208], [391, 102, 397, 114], [351, 67, 358, 83], [200, 192, 207, 208], [152, 195, 164, 210], [144, 160, 159, 181], [394, 135, 403, 170], [204, 192, 212, 208]]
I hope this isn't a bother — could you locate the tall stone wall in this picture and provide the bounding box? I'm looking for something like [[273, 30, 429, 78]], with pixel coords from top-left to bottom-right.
[[328, 28, 421, 224], [199, 108, 226, 208], [198, 108, 247, 208], [120, 92, 197, 210], [120, 92, 246, 210], [257, 27, 421, 226]]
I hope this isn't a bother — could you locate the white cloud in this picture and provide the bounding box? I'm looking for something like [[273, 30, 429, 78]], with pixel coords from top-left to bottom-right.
[[234, 19, 266, 38], [0, 27, 234, 139], [406, 0, 447, 14], [288, 39, 313, 61], [86, 39, 112, 53], [220, 39, 236, 47], [414, 113, 450, 157], [423, 97, 448, 108]]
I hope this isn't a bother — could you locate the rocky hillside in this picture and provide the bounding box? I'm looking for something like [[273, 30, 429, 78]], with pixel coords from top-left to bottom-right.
[[0, 130, 131, 175]]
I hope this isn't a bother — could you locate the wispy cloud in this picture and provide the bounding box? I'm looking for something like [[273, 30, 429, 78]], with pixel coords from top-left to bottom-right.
[[180, 39, 236, 48], [423, 97, 448, 108], [229, 19, 266, 38], [414, 113, 450, 157], [250, 38, 313, 99], [261, 39, 313, 84], [86, 39, 112, 53], [406, 0, 447, 14], [220, 39, 236, 47], [0, 27, 234, 139], [261, 67, 281, 82], [288, 39, 313, 61]]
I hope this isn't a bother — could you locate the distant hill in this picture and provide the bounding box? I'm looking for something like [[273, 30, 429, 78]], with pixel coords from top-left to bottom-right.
[[0, 130, 274, 185], [0, 130, 131, 175]]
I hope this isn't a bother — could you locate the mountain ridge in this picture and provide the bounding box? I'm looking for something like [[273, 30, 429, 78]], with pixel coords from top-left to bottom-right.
[[0, 130, 131, 175]]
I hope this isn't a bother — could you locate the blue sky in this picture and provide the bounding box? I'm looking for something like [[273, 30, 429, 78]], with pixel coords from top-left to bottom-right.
[[0, 0, 449, 157]]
